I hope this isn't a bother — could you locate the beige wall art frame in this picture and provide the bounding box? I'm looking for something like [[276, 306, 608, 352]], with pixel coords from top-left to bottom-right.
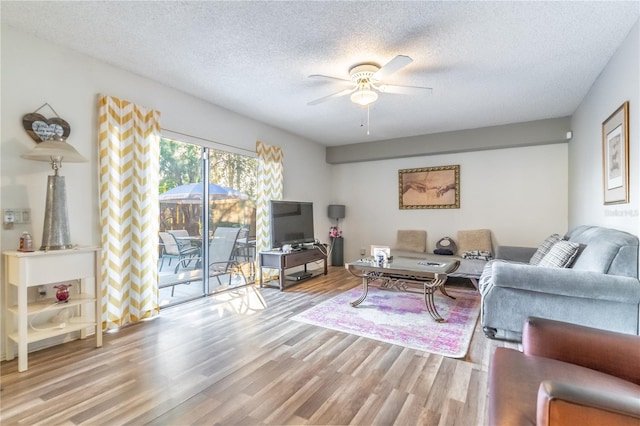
[[602, 101, 629, 205], [399, 165, 460, 209]]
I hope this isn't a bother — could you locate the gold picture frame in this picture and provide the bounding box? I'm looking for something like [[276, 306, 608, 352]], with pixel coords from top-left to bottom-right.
[[399, 165, 460, 209], [602, 101, 629, 204]]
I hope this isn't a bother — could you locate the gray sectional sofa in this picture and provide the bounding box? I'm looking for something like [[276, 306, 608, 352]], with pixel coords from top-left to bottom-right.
[[480, 225, 640, 341]]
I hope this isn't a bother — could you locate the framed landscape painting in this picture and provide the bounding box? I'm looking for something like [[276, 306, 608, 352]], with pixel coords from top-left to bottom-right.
[[602, 101, 629, 204], [399, 165, 460, 209]]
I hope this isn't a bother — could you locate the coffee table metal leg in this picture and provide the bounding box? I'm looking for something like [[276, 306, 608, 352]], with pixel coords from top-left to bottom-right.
[[424, 276, 447, 322], [439, 285, 456, 300], [423, 285, 445, 322], [351, 276, 369, 307], [346, 267, 453, 322]]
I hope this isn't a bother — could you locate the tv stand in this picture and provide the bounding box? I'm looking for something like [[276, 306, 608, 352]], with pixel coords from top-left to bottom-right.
[[259, 247, 327, 290]]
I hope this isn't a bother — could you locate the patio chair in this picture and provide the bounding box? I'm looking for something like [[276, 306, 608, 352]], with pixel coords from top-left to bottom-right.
[[233, 226, 251, 262], [233, 226, 256, 279], [168, 229, 190, 239], [208, 227, 247, 286], [159, 232, 178, 271], [159, 231, 200, 273]]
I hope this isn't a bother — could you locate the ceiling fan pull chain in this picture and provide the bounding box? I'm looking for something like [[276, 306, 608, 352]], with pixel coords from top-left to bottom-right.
[[367, 105, 371, 135]]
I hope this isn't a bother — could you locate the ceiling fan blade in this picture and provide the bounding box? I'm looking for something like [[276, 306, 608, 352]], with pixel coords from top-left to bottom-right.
[[308, 74, 352, 84], [372, 55, 413, 81], [307, 88, 355, 106], [378, 83, 433, 95]]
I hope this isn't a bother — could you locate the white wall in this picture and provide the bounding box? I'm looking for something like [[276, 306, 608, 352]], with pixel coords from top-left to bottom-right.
[[569, 21, 640, 236], [0, 25, 333, 254], [334, 144, 569, 261]]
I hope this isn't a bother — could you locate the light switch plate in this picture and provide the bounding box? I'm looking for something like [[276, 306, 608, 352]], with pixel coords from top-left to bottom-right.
[[20, 209, 31, 224], [3, 209, 16, 224]]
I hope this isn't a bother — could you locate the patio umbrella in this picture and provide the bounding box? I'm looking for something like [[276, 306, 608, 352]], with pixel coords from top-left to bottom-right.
[[159, 182, 248, 203]]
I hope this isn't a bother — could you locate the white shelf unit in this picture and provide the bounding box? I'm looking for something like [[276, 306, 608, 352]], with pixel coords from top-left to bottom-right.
[[3, 246, 102, 372]]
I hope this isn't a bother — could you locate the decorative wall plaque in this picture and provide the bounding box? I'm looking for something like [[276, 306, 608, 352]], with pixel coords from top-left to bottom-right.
[[22, 103, 71, 143]]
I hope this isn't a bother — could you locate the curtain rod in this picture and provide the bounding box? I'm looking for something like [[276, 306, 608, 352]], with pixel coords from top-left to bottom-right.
[[162, 128, 256, 154]]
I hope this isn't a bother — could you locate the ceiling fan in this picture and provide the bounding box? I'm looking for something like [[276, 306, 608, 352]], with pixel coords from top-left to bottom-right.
[[307, 55, 432, 107]]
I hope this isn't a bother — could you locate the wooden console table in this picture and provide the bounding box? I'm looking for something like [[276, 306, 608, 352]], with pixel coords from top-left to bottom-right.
[[3, 246, 102, 372], [259, 248, 327, 290]]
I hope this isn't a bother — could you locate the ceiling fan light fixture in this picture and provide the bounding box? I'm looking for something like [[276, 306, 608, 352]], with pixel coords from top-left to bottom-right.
[[351, 89, 378, 106]]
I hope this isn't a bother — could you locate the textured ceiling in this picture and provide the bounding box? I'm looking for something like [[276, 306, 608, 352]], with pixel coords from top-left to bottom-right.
[[2, 1, 639, 146]]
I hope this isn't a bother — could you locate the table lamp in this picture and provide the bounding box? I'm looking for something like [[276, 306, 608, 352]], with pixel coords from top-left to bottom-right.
[[22, 136, 87, 250]]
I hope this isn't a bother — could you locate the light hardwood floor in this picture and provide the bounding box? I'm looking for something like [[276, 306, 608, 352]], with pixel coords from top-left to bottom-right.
[[0, 267, 517, 425]]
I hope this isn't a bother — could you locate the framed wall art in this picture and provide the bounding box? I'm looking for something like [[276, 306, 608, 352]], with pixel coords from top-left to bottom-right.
[[399, 165, 460, 209], [602, 101, 629, 204]]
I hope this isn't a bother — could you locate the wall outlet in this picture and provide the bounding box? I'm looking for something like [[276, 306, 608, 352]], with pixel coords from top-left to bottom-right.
[[360, 248, 366, 255], [38, 286, 47, 298]]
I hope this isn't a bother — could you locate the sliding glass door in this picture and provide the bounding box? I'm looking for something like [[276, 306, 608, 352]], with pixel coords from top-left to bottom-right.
[[157, 137, 257, 307]]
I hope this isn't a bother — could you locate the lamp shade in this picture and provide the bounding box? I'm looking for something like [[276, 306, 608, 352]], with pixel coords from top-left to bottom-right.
[[328, 204, 345, 220], [22, 137, 87, 163]]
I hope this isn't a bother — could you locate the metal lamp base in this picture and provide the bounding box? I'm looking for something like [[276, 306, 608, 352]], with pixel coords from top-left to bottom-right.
[[41, 175, 73, 250]]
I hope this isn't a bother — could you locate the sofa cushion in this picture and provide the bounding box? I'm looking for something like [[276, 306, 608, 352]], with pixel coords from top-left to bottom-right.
[[538, 240, 580, 268], [565, 225, 639, 277], [529, 233, 562, 265]]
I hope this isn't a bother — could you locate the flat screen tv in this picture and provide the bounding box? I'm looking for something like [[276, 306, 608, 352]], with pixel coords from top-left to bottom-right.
[[270, 200, 315, 249]]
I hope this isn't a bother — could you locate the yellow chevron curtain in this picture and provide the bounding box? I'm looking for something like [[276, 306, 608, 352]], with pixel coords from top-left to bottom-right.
[[255, 141, 283, 279], [98, 95, 161, 330]]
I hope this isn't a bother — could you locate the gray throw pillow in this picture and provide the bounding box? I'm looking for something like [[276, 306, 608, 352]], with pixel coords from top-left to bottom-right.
[[538, 240, 580, 268], [529, 234, 562, 265]]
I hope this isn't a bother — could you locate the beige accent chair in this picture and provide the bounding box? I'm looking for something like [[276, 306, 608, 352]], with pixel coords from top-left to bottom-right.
[[394, 230, 427, 254], [449, 229, 493, 287], [456, 229, 493, 255]]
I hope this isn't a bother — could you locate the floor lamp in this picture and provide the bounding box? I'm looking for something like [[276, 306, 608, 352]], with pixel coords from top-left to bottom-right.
[[22, 136, 87, 250]]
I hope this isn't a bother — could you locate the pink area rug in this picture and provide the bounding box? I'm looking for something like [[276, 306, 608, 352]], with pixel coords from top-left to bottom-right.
[[291, 285, 480, 358]]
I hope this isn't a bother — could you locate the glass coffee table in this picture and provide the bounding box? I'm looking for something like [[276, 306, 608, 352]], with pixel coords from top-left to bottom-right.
[[345, 256, 460, 322]]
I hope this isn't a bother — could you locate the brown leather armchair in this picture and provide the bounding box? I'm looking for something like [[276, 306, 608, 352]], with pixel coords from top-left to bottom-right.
[[489, 317, 640, 426]]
